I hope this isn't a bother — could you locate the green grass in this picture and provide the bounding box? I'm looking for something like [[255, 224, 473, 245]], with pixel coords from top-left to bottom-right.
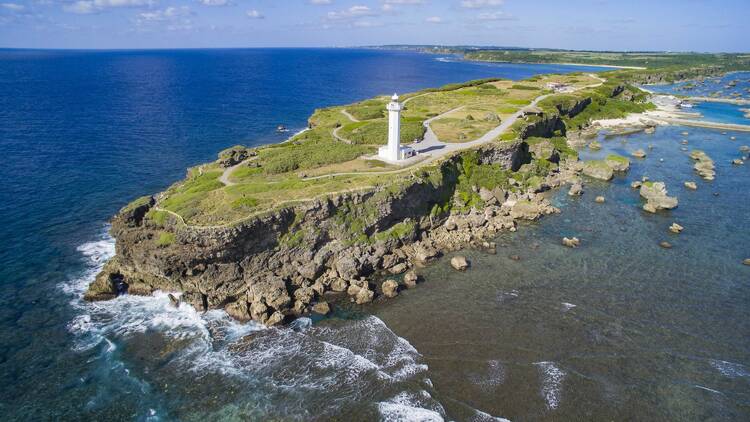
[[511, 84, 539, 90], [146, 209, 170, 226], [155, 232, 175, 246], [371, 220, 417, 242], [339, 119, 425, 145], [606, 154, 629, 164]]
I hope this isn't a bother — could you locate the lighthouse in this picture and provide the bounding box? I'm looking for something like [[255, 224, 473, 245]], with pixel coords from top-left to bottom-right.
[[378, 93, 415, 162]]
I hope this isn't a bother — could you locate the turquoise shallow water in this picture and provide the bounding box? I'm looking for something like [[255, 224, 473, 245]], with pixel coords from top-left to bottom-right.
[[375, 125, 750, 420], [647, 71, 750, 100], [1, 49, 749, 421]]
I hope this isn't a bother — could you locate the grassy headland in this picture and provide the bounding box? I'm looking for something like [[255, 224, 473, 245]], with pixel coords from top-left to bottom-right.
[[142, 71, 653, 227]]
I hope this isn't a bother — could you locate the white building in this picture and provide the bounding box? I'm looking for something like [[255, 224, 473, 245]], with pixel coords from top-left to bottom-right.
[[378, 93, 416, 162]]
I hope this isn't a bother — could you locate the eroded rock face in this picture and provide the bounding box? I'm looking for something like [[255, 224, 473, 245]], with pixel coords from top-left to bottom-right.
[[85, 141, 569, 326], [382, 280, 399, 298]]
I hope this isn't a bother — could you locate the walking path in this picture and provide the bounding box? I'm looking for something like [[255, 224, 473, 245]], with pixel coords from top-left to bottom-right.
[[340, 109, 359, 122]]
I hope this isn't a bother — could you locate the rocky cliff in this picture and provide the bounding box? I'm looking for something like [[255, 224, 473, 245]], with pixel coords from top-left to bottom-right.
[[85, 139, 572, 325]]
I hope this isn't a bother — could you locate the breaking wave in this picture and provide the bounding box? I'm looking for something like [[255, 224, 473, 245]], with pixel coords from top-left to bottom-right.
[[59, 227, 443, 420], [534, 361, 565, 410]]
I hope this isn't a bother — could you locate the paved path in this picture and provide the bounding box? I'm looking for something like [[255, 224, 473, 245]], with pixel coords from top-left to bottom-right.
[[218, 156, 258, 186], [340, 109, 359, 122]]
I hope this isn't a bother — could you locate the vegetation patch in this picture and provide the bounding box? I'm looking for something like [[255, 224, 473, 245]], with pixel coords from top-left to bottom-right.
[[155, 232, 175, 246]]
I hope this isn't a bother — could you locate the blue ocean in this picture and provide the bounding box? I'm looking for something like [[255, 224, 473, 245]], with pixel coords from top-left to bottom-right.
[[1, 49, 748, 421]]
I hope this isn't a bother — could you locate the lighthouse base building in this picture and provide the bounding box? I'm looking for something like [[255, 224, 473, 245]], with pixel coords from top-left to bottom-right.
[[378, 93, 416, 162]]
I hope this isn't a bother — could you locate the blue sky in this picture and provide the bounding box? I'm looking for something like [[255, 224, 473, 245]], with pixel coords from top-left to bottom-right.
[[0, 0, 748, 51]]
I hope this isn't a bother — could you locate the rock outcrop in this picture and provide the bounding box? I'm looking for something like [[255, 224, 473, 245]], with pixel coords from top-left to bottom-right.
[[640, 182, 679, 213], [690, 150, 716, 180], [85, 140, 574, 325], [582, 160, 614, 181]]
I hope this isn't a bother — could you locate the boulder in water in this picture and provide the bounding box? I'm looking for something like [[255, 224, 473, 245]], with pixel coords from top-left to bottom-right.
[[312, 301, 331, 315], [582, 160, 614, 181], [631, 149, 647, 158], [595, 196, 605, 203], [732, 158, 744, 165], [562, 237, 580, 248], [403, 270, 418, 288], [743, 258, 750, 266], [382, 280, 399, 298], [659, 241, 673, 249], [168, 293, 180, 308], [568, 182, 584, 196], [669, 223, 684, 233], [684, 181, 697, 190], [450, 256, 469, 271], [640, 181, 678, 212], [605, 154, 630, 172]]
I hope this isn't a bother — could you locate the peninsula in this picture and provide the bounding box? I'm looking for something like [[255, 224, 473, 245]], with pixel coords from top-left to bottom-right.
[[85, 56, 749, 326]]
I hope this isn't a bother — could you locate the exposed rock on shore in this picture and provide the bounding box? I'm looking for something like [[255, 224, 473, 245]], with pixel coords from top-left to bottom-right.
[[640, 181, 679, 213]]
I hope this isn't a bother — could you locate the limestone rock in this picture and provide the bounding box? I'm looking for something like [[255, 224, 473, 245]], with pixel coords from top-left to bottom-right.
[[389, 262, 408, 274], [450, 256, 469, 271], [605, 154, 630, 172], [631, 149, 647, 158], [330, 278, 348, 292], [743, 258, 750, 266], [403, 270, 418, 288], [582, 161, 614, 181], [631, 181, 642, 189], [640, 182, 678, 213], [568, 183, 584, 196], [225, 300, 250, 321], [414, 244, 440, 265], [312, 301, 330, 315], [382, 279, 399, 298], [355, 286, 374, 304], [562, 237, 580, 248], [669, 223, 684, 233], [732, 158, 744, 165], [168, 293, 180, 308], [588, 140, 602, 150], [595, 196, 605, 203], [684, 181, 697, 190], [510, 200, 542, 220], [266, 311, 285, 326], [659, 241, 673, 249], [690, 150, 716, 180]]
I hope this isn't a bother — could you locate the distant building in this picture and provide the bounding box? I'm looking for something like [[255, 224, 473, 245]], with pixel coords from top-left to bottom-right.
[[378, 93, 416, 162], [546, 82, 574, 93]]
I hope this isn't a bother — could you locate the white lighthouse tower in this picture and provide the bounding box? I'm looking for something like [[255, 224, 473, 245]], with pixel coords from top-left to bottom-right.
[[378, 93, 415, 162]]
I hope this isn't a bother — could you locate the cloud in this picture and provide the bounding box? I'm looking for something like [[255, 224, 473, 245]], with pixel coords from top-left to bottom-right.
[[352, 19, 381, 27], [461, 0, 503, 8], [425, 16, 443, 23], [1, 2, 24, 12], [476, 11, 515, 21], [198, 0, 229, 6], [246, 9, 263, 19], [383, 0, 424, 4], [309, 0, 332, 4], [326, 5, 375, 20], [64, 0, 156, 15], [138, 6, 190, 22], [135, 5, 192, 31]]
